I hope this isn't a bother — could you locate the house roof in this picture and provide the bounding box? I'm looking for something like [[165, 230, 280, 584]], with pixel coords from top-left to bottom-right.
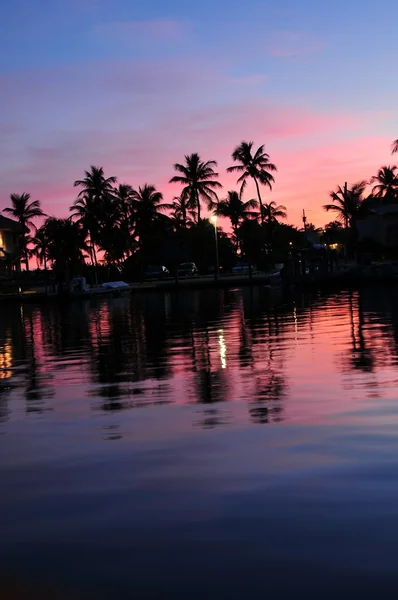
[[371, 204, 398, 215], [0, 214, 24, 232]]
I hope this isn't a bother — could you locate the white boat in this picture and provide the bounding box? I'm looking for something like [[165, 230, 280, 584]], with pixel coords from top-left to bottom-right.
[[101, 281, 130, 292], [69, 277, 131, 298]]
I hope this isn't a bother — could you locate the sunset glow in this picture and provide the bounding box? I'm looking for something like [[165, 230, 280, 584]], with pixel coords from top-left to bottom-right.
[[1, 1, 397, 227]]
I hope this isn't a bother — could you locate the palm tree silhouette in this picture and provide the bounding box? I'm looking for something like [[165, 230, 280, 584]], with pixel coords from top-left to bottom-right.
[[171, 195, 197, 228], [261, 201, 287, 226], [31, 226, 49, 271], [3, 193, 45, 271], [72, 166, 117, 267], [324, 181, 367, 226], [170, 153, 222, 222], [391, 139, 398, 154], [131, 184, 172, 243], [44, 217, 86, 283], [227, 141, 277, 226], [323, 181, 367, 252], [214, 191, 258, 250], [370, 166, 398, 203], [114, 183, 134, 224], [261, 201, 287, 246], [112, 183, 135, 255]]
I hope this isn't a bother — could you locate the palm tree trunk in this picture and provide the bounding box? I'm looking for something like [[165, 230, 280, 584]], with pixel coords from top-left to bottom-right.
[[233, 224, 240, 253], [87, 232, 98, 285], [182, 201, 187, 229], [253, 177, 264, 226], [196, 192, 201, 222], [267, 216, 273, 247], [44, 256, 48, 294]]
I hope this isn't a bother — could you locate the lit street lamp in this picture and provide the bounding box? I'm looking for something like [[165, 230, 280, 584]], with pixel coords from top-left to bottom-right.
[[210, 215, 219, 280]]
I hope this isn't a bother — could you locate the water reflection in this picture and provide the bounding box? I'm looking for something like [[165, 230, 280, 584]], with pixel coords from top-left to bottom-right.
[[2, 287, 398, 429]]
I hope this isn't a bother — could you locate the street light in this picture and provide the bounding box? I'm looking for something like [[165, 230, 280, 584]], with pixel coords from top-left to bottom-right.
[[210, 214, 219, 280]]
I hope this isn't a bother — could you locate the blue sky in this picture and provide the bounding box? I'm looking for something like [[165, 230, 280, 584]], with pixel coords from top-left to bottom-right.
[[1, 0, 398, 225]]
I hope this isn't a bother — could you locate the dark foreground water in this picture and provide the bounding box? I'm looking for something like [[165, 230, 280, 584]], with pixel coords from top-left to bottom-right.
[[2, 286, 398, 597]]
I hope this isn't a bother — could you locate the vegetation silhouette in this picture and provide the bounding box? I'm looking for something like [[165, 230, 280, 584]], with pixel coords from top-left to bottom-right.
[[3, 193, 45, 271], [227, 141, 277, 227], [3, 138, 398, 280]]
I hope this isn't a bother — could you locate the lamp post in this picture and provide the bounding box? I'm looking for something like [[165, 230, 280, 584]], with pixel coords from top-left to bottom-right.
[[210, 215, 219, 280]]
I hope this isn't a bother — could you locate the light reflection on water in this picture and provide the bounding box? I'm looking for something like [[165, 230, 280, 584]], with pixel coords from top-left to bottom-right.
[[2, 286, 398, 596]]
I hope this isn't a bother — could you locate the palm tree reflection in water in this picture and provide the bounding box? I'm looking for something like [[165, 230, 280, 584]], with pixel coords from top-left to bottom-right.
[[2, 288, 398, 429]]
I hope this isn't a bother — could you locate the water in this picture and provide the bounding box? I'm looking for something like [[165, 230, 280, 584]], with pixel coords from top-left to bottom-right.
[[2, 286, 398, 597]]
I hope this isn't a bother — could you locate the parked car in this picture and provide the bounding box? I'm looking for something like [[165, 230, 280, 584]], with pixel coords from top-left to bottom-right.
[[144, 265, 170, 279], [177, 262, 198, 277], [232, 262, 255, 274]]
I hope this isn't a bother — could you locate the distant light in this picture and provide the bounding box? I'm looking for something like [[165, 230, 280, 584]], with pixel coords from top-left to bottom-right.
[[218, 329, 227, 369], [210, 214, 218, 226]]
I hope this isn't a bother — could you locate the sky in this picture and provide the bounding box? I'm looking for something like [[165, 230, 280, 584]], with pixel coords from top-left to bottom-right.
[[1, 0, 398, 228]]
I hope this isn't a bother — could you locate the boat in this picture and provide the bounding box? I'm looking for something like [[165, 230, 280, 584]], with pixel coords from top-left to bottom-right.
[[69, 277, 131, 298]]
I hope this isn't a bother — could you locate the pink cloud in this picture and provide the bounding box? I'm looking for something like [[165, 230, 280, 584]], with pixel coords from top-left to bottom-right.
[[0, 57, 394, 229], [4, 108, 389, 228], [266, 30, 324, 58]]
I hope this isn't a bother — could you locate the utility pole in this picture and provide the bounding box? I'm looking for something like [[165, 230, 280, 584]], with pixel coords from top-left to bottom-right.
[[302, 209, 307, 231]]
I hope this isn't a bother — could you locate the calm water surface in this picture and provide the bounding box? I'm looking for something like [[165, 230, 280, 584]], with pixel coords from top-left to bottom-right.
[[2, 286, 398, 597]]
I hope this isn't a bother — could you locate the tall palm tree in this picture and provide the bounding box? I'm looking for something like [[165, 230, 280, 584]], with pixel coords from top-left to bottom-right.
[[214, 191, 258, 250], [3, 193, 45, 271], [392, 139, 398, 154], [323, 181, 368, 252], [227, 141, 277, 226], [170, 153, 222, 222], [131, 184, 172, 244], [72, 166, 117, 265], [370, 166, 398, 202]]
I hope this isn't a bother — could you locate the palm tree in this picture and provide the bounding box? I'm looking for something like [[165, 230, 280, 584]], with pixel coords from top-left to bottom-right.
[[31, 226, 49, 271], [113, 183, 134, 225], [370, 166, 398, 203], [111, 183, 135, 256], [227, 141, 277, 226], [323, 181, 368, 253], [171, 195, 197, 228], [170, 153, 222, 222], [323, 220, 344, 245], [72, 166, 117, 265], [261, 202, 287, 226], [214, 191, 258, 250], [44, 217, 86, 283], [3, 193, 45, 271], [392, 139, 398, 154], [260, 201, 287, 247], [131, 184, 172, 244]]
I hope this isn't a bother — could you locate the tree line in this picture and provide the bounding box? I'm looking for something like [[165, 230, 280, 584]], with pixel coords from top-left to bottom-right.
[[3, 138, 398, 281]]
